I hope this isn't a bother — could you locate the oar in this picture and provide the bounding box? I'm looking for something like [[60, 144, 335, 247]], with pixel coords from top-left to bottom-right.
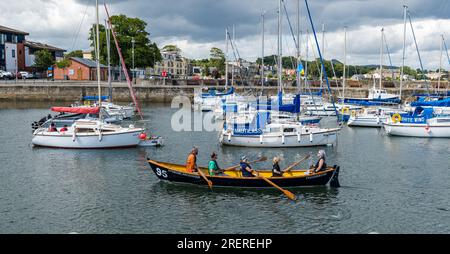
[[254, 172, 297, 201], [222, 156, 268, 172], [282, 154, 311, 173], [197, 168, 213, 189]]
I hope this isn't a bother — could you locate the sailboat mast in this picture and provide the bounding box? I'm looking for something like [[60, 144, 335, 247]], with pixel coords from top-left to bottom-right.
[[379, 27, 384, 91], [278, 0, 283, 93], [320, 23, 325, 90], [261, 11, 265, 87], [106, 19, 112, 102], [305, 29, 309, 92], [95, 0, 102, 119], [343, 27, 347, 105], [232, 25, 235, 87], [297, 0, 301, 94], [438, 34, 444, 93], [399, 5, 407, 102], [225, 28, 228, 89]]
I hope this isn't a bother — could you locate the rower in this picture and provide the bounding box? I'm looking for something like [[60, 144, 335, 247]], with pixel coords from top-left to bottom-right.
[[271, 157, 283, 177], [186, 147, 198, 173], [208, 152, 226, 176], [240, 156, 257, 177], [310, 150, 327, 173]]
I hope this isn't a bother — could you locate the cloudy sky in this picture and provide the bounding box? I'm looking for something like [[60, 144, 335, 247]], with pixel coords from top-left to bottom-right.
[[1, 0, 450, 69]]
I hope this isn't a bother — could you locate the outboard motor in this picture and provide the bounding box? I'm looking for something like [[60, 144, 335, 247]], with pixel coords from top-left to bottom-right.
[[330, 165, 341, 188]]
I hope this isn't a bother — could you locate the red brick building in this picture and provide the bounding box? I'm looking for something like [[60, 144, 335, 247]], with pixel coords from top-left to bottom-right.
[[54, 57, 108, 81]]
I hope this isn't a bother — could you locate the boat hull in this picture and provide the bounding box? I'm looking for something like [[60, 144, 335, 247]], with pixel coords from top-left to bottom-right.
[[348, 116, 387, 127], [383, 123, 450, 137], [32, 130, 143, 148], [220, 129, 339, 147], [147, 160, 340, 188]]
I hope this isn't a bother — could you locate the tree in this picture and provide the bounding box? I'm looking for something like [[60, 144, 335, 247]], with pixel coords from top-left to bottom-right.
[[55, 58, 72, 80], [33, 50, 55, 72], [89, 15, 162, 68], [162, 45, 181, 54], [65, 50, 83, 58], [209, 47, 225, 75]]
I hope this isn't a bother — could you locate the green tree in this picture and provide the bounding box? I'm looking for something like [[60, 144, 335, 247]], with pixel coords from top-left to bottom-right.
[[33, 50, 55, 72], [55, 58, 72, 79], [209, 47, 225, 75], [65, 50, 83, 58], [162, 45, 181, 53], [89, 15, 162, 68]]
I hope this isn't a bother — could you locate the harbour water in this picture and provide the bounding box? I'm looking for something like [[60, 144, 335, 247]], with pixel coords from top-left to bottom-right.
[[0, 102, 449, 233]]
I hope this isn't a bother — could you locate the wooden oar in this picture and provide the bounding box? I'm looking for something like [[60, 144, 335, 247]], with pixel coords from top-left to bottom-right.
[[197, 168, 213, 189], [282, 154, 311, 173], [254, 172, 297, 201], [222, 156, 268, 172]]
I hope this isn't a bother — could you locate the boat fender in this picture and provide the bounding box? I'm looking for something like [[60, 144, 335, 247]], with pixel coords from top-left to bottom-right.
[[425, 125, 431, 133], [99, 131, 102, 142], [228, 132, 231, 142], [330, 166, 341, 188], [309, 133, 313, 142], [260, 135, 263, 144], [281, 134, 285, 144], [72, 131, 76, 142], [297, 132, 301, 142], [376, 116, 380, 124]]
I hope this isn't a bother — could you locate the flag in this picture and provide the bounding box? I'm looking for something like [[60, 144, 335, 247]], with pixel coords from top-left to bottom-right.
[[297, 63, 304, 76]]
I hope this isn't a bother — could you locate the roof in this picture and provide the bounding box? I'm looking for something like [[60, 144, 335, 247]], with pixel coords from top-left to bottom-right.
[[24, 40, 65, 52], [0, 25, 29, 35], [70, 57, 107, 68]]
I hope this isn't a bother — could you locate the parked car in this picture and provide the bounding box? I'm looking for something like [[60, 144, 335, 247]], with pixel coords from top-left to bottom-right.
[[0, 70, 14, 80], [20, 71, 35, 79]]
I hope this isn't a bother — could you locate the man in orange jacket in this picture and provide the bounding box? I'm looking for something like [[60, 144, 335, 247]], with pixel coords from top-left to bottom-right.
[[186, 147, 198, 173]]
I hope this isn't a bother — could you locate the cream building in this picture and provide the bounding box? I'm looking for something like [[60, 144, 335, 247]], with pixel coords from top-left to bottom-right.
[[149, 50, 190, 78]]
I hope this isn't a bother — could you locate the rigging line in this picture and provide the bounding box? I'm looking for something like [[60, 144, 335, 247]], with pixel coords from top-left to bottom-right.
[[383, 32, 395, 81], [282, 0, 298, 49], [304, 0, 340, 122], [408, 11, 430, 96], [70, 0, 93, 52]]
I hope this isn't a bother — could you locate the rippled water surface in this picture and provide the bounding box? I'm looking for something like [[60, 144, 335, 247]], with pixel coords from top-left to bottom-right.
[[0, 102, 449, 233]]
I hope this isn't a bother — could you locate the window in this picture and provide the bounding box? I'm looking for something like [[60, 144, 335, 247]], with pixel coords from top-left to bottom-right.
[[12, 35, 18, 43], [0, 49, 4, 60], [12, 49, 15, 58], [0, 34, 5, 45]]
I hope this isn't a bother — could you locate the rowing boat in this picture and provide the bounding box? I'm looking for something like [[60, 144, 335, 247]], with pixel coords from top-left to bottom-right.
[[147, 159, 340, 188]]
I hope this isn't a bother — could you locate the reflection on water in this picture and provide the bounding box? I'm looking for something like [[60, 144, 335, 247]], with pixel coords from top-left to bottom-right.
[[0, 102, 449, 233]]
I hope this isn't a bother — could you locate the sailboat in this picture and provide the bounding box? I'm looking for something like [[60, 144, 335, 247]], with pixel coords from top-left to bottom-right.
[[219, 0, 339, 148], [31, 0, 147, 149]]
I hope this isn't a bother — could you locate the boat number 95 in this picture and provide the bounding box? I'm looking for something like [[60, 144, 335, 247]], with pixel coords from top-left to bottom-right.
[[156, 168, 168, 178]]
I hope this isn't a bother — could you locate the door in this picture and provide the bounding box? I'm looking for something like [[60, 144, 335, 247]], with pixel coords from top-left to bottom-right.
[[77, 69, 82, 80]]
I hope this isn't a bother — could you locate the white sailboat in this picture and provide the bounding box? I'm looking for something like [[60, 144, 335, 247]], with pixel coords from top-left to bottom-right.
[[383, 108, 450, 137], [31, 0, 146, 149]]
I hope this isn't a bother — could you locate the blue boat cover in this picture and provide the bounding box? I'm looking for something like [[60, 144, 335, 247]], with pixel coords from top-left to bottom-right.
[[82, 96, 110, 101], [411, 98, 450, 107], [201, 87, 235, 98]]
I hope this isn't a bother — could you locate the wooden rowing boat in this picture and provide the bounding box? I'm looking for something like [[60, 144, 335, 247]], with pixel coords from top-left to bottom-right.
[[147, 159, 340, 188]]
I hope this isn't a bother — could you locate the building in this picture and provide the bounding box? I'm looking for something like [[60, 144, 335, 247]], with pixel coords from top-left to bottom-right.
[[82, 51, 93, 60], [0, 25, 28, 72], [149, 50, 190, 78], [53, 57, 107, 81], [23, 40, 65, 71], [1, 25, 65, 73]]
